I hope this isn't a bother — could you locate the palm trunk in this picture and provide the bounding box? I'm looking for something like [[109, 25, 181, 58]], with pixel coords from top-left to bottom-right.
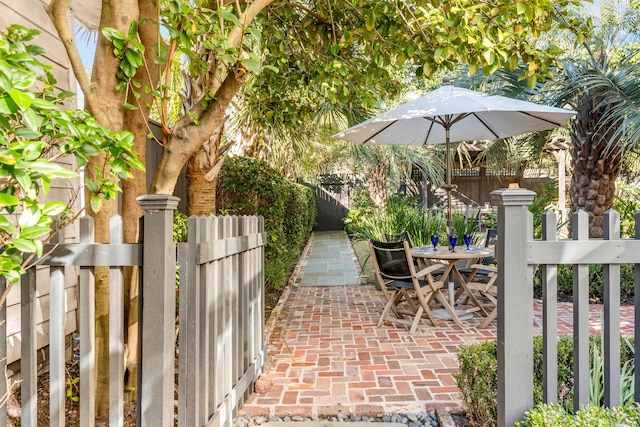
[[368, 162, 389, 214], [569, 97, 622, 237], [187, 124, 227, 215]]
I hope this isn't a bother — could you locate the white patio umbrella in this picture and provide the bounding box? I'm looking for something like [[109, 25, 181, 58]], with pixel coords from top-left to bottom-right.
[[332, 78, 576, 226]]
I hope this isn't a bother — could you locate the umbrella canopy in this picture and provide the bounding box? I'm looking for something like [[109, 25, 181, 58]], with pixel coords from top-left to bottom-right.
[[332, 79, 576, 226], [332, 82, 576, 146]]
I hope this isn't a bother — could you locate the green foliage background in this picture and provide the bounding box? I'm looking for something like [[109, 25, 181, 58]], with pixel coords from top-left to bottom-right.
[[216, 156, 316, 292], [455, 336, 636, 427]]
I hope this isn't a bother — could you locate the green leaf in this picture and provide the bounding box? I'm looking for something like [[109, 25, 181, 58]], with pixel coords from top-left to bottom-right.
[[20, 225, 50, 240], [242, 57, 261, 74], [0, 192, 20, 207], [23, 108, 45, 133], [365, 11, 376, 31], [0, 94, 19, 114], [15, 126, 41, 139], [84, 178, 99, 193], [14, 169, 32, 190], [31, 160, 77, 177], [9, 88, 32, 110], [90, 194, 102, 213], [12, 237, 37, 253], [18, 207, 41, 228], [42, 201, 68, 216], [29, 98, 56, 110], [102, 27, 126, 42], [218, 8, 242, 27], [21, 141, 46, 161], [0, 214, 17, 235]]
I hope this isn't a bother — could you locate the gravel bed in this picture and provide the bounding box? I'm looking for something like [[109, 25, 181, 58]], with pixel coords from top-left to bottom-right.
[[234, 412, 440, 427]]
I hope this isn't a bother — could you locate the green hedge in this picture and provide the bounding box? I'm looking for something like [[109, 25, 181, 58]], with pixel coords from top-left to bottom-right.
[[533, 264, 635, 301], [216, 156, 316, 291], [455, 336, 635, 427], [518, 402, 640, 427]]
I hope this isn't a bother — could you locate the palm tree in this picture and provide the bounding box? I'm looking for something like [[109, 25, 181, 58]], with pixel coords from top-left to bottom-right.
[[547, 0, 640, 237]]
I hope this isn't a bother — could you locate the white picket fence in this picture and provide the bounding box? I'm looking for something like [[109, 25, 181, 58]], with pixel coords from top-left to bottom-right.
[[493, 189, 640, 426], [0, 195, 266, 427]]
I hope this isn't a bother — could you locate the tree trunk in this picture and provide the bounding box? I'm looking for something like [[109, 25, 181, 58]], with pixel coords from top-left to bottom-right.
[[569, 97, 622, 238], [368, 162, 389, 214], [150, 71, 244, 195], [187, 125, 226, 215], [85, 0, 139, 414]]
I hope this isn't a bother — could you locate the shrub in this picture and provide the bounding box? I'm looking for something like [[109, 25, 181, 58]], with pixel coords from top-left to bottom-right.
[[345, 195, 480, 247], [518, 402, 640, 427], [455, 336, 635, 427], [216, 156, 316, 291], [533, 264, 635, 301]]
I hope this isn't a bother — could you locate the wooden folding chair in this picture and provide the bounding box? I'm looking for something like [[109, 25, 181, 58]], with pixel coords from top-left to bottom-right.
[[464, 263, 498, 328], [369, 239, 457, 333]]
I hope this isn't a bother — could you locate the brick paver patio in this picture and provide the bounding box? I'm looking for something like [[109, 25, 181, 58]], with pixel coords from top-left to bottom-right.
[[239, 232, 635, 419]]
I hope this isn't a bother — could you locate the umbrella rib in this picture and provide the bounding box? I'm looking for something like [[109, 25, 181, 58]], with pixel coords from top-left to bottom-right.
[[470, 113, 500, 139], [519, 111, 564, 127], [360, 121, 396, 144], [422, 119, 436, 146]]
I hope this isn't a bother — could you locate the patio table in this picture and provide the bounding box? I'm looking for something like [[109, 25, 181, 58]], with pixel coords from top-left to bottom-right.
[[411, 245, 493, 324]]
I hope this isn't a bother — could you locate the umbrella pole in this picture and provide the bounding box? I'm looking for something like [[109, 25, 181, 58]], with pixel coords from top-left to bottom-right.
[[444, 128, 454, 233]]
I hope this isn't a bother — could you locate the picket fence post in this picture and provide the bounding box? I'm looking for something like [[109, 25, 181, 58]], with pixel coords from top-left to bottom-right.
[[491, 188, 536, 427], [137, 194, 180, 427]]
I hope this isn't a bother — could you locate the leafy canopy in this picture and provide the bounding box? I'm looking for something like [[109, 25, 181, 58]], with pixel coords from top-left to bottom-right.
[[0, 25, 143, 284]]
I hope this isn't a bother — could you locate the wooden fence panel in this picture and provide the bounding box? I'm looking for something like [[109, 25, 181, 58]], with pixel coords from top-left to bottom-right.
[[498, 189, 640, 426], [3, 195, 265, 427]]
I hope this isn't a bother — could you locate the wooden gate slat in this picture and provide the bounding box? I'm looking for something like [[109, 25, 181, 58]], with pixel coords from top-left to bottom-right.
[[541, 210, 558, 404], [109, 216, 124, 427], [49, 261, 66, 427], [0, 277, 7, 426], [572, 210, 590, 410], [603, 211, 621, 407], [21, 266, 37, 427], [79, 216, 96, 426]]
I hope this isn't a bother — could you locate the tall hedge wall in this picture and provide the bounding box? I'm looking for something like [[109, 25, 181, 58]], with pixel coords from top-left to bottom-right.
[[216, 156, 316, 289]]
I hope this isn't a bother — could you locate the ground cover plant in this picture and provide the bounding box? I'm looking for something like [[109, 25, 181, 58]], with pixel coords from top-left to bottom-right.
[[455, 336, 635, 427], [517, 402, 640, 427]]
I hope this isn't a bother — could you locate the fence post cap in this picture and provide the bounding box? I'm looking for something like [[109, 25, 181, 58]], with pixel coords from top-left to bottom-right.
[[137, 194, 180, 211], [491, 188, 536, 206]]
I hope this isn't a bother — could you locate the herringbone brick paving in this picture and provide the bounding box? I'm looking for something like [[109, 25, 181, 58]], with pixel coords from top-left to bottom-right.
[[239, 232, 635, 419]]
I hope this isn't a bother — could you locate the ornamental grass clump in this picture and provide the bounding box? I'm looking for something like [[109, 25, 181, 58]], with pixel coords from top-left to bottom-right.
[[455, 335, 635, 427]]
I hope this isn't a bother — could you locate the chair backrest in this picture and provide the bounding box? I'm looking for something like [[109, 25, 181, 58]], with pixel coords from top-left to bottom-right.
[[484, 228, 497, 248], [482, 228, 497, 264], [382, 231, 413, 247], [369, 239, 413, 281]]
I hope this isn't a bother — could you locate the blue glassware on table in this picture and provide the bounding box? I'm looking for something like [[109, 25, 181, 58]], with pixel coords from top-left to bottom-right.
[[430, 234, 439, 251], [448, 233, 458, 252], [463, 233, 473, 251]]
